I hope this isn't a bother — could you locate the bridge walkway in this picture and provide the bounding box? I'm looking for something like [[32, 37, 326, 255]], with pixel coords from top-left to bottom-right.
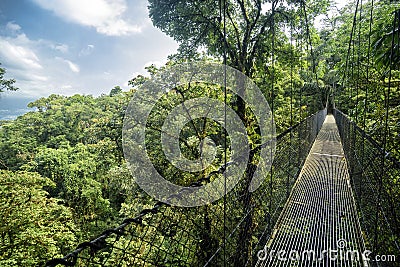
[[256, 115, 367, 267]]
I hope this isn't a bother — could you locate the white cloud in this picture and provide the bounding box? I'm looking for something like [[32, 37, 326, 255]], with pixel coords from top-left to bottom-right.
[[22, 73, 48, 82], [97, 18, 141, 36], [54, 44, 69, 53], [32, 0, 142, 36], [0, 3, 179, 99], [0, 39, 43, 70], [65, 60, 80, 73], [56, 57, 80, 73], [0, 21, 43, 70], [36, 39, 70, 53], [79, 44, 94, 56], [143, 60, 166, 69], [61, 85, 73, 90], [0, 24, 83, 97], [5, 69, 48, 83], [6, 22, 21, 33]]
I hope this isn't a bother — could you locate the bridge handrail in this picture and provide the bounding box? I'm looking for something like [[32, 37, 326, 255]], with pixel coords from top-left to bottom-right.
[[334, 109, 400, 169], [333, 108, 400, 262]]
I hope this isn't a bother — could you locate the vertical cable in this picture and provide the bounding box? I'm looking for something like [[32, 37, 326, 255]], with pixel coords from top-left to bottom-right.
[[362, 0, 374, 137], [355, 0, 363, 124], [360, 0, 374, 217], [290, 14, 294, 129], [342, 0, 360, 115], [374, 9, 397, 253], [288, 9, 294, 199], [301, 1, 319, 112], [347, 0, 360, 177], [299, 26, 304, 120], [269, 0, 276, 235], [298, 25, 303, 172], [350, 38, 355, 118], [349, 0, 363, 196], [220, 0, 227, 264], [219, 0, 228, 266]]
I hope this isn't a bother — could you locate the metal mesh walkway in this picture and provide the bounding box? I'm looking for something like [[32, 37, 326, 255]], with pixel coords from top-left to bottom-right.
[[256, 115, 367, 267]]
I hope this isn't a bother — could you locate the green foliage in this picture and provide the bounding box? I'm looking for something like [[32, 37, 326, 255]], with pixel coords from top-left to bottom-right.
[[0, 91, 133, 243], [0, 170, 77, 266], [26, 143, 111, 227], [149, 0, 331, 129], [0, 64, 18, 93], [318, 0, 400, 160], [371, 3, 400, 72], [109, 86, 122, 97], [0, 0, 332, 264], [5, 0, 399, 265]]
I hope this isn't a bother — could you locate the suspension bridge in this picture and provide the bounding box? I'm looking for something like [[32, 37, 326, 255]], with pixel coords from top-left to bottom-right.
[[45, 1, 400, 267], [44, 106, 399, 266]]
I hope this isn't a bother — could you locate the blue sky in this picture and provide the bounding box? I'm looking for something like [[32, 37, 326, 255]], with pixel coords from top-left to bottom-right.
[[0, 0, 178, 100], [0, 0, 350, 103]]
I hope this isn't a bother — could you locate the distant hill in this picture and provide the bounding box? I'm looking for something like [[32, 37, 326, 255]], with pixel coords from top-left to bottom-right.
[[0, 96, 36, 120]]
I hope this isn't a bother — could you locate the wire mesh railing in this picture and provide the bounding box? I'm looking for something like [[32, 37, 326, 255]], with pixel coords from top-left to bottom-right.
[[334, 109, 400, 267], [46, 109, 327, 267]]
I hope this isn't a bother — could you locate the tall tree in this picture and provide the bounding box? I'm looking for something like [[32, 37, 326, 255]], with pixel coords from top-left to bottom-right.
[[149, 0, 280, 76], [148, 1, 330, 264]]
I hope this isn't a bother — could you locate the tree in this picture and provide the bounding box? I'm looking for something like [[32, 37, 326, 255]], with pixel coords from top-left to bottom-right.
[[320, 0, 400, 160], [0, 170, 77, 266], [147, 1, 331, 264], [109, 86, 122, 97], [0, 64, 18, 93], [149, 0, 278, 76]]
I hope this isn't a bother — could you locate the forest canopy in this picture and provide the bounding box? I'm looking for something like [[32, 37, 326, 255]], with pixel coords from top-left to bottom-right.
[[0, 0, 399, 266]]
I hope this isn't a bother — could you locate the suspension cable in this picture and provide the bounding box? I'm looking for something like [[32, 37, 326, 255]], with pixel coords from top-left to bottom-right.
[[220, 0, 227, 264], [301, 0, 321, 111], [357, 0, 375, 226], [301, 1, 318, 82], [342, 0, 360, 111], [290, 13, 294, 129], [355, 0, 363, 124], [298, 25, 304, 120], [374, 8, 398, 252], [362, 0, 374, 133], [269, 0, 276, 235], [288, 2, 294, 199]]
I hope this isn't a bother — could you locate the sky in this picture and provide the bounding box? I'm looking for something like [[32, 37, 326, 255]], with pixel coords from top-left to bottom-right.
[[0, 0, 349, 105], [0, 0, 179, 101]]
